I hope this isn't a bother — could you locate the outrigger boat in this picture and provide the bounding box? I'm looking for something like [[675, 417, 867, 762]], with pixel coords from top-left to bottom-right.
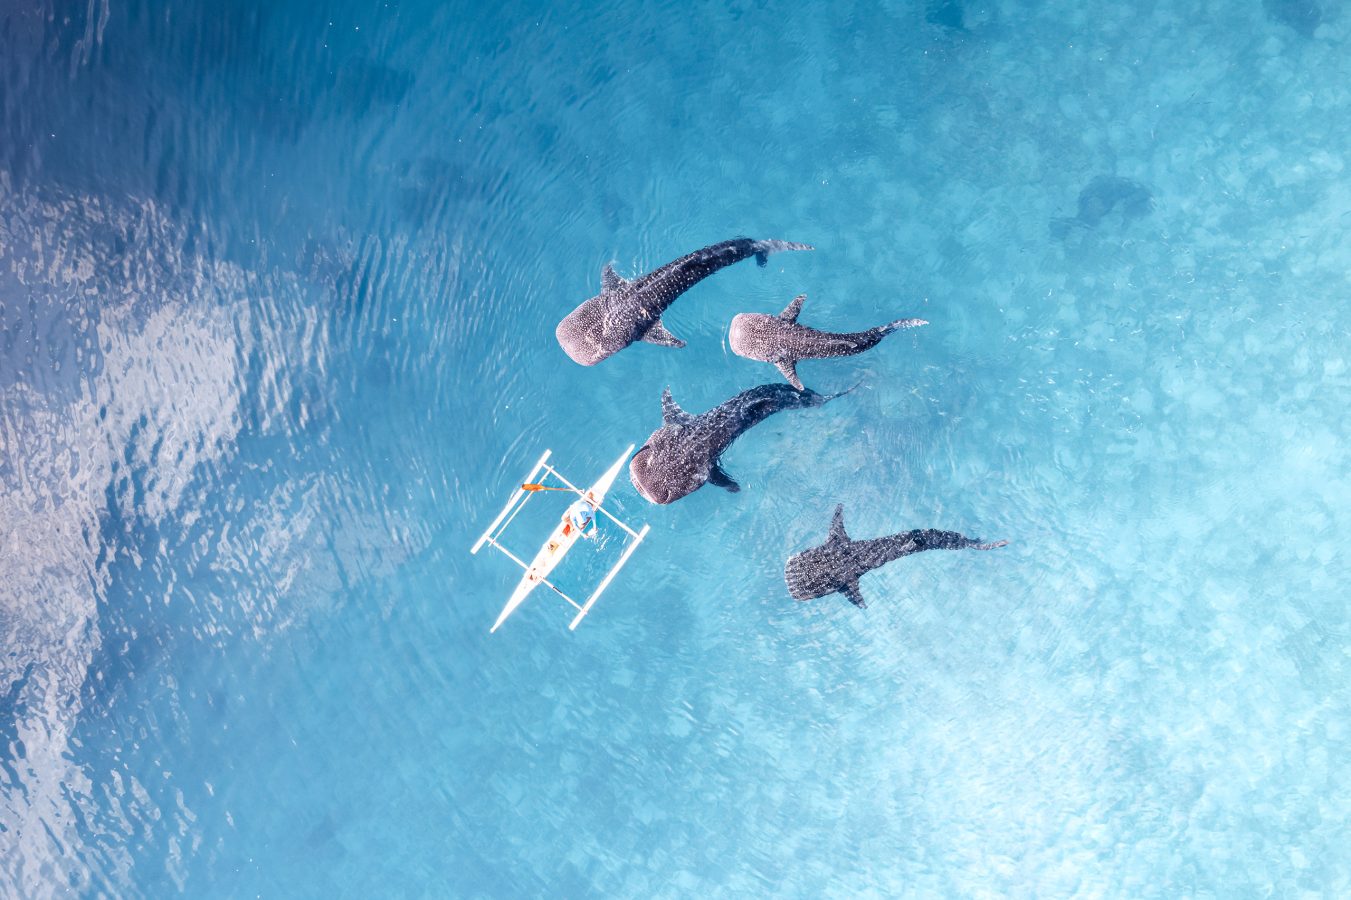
[[470, 445, 650, 632]]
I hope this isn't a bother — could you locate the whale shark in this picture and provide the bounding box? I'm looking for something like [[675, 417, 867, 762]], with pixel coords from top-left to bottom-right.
[[728, 294, 927, 390], [1050, 175, 1153, 239], [784, 504, 1006, 607], [556, 237, 813, 366], [629, 383, 845, 505]]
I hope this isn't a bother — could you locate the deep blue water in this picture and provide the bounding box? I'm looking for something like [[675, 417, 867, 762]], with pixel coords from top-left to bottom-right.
[[2, 0, 1349, 896]]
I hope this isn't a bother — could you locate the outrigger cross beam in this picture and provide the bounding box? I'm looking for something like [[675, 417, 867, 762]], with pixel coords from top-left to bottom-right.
[[471, 445, 650, 632]]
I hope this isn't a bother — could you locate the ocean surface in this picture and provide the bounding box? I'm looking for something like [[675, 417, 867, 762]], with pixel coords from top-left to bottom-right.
[[2, 0, 1349, 896]]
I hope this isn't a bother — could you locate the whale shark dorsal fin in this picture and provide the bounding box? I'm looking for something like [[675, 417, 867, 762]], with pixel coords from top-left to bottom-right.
[[829, 503, 850, 544], [842, 579, 866, 609], [775, 360, 803, 391], [780, 294, 806, 323], [661, 387, 693, 426], [601, 262, 626, 293], [642, 318, 686, 349]]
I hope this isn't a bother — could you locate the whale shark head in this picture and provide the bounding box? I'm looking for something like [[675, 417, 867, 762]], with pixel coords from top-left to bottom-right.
[[726, 312, 775, 362], [784, 505, 855, 601], [783, 548, 834, 601], [555, 294, 614, 366], [628, 433, 706, 505]]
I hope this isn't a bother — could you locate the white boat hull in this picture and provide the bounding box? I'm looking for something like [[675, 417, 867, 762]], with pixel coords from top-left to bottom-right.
[[489, 445, 633, 632]]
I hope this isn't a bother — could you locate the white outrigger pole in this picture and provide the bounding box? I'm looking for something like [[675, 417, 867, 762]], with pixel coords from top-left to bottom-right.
[[471, 445, 650, 632]]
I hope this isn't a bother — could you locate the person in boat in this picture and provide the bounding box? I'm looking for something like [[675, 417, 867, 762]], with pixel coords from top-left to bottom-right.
[[562, 497, 599, 539]]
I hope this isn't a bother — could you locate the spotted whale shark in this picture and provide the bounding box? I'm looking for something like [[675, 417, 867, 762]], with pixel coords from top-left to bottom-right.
[[785, 504, 1006, 608], [555, 237, 812, 366], [728, 294, 927, 390], [629, 383, 845, 505]]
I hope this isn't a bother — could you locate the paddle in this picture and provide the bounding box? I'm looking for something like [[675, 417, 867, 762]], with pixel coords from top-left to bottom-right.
[[521, 483, 573, 493]]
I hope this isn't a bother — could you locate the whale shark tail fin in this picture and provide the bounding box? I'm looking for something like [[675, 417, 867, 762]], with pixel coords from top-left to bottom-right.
[[859, 317, 927, 349], [752, 239, 814, 267], [882, 317, 928, 335], [903, 529, 1007, 555], [823, 380, 864, 402]]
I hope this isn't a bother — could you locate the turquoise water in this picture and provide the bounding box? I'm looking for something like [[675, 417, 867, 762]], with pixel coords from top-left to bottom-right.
[[2, 0, 1349, 895]]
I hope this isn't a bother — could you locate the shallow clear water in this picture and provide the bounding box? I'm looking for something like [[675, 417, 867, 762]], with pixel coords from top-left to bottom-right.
[[2, 0, 1349, 895]]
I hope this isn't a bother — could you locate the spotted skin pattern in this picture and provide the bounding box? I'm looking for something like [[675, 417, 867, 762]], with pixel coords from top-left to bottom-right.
[[784, 504, 1006, 608], [555, 237, 813, 365], [629, 383, 843, 505], [728, 294, 927, 390]]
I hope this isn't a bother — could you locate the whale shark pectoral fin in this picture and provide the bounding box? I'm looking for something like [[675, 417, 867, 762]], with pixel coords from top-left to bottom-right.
[[841, 579, 866, 608], [779, 294, 806, 322], [641, 318, 685, 349], [708, 463, 740, 493], [661, 387, 694, 426], [601, 263, 626, 293], [775, 360, 804, 391], [829, 504, 850, 544]]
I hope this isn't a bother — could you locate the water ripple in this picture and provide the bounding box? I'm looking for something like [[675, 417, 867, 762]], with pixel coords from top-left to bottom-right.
[[4, 0, 1351, 895]]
